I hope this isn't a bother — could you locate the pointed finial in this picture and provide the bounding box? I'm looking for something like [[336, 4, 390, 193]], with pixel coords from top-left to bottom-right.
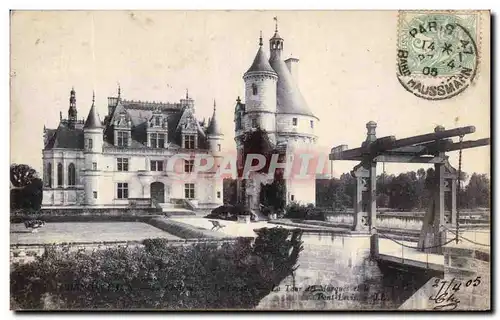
[[213, 99, 217, 111], [236, 96, 241, 103], [186, 88, 189, 99], [59, 111, 62, 120], [259, 31, 263, 46], [92, 91, 95, 105], [273, 16, 278, 32], [117, 82, 121, 99]]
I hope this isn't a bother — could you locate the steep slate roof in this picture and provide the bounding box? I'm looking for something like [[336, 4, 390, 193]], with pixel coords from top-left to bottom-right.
[[83, 104, 103, 129], [245, 46, 277, 75], [269, 50, 317, 118], [44, 124, 84, 149], [45, 96, 210, 151], [207, 103, 223, 136]]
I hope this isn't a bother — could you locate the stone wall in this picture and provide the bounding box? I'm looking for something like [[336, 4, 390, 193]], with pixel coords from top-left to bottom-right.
[[256, 231, 429, 310]]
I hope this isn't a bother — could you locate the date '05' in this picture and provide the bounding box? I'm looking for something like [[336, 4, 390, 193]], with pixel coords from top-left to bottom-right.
[[429, 277, 481, 310]]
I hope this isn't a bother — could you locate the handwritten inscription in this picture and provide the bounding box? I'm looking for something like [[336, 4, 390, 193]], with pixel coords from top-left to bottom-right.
[[430, 277, 482, 310]]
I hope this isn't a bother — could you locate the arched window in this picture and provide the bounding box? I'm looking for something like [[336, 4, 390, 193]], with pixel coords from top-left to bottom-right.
[[57, 163, 63, 187], [252, 83, 258, 95], [68, 163, 76, 186], [46, 163, 52, 188]]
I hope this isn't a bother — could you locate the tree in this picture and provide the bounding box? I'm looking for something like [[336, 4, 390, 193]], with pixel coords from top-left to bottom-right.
[[11, 164, 38, 187], [388, 172, 418, 211], [464, 173, 490, 208], [10, 164, 43, 211]]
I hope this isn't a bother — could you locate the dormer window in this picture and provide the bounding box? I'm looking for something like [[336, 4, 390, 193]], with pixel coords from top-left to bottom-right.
[[117, 131, 129, 147], [150, 133, 165, 149], [252, 83, 258, 95], [184, 135, 195, 149], [155, 116, 161, 126]]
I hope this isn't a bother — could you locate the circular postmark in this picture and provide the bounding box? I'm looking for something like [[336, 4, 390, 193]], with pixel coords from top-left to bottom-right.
[[397, 12, 479, 100]]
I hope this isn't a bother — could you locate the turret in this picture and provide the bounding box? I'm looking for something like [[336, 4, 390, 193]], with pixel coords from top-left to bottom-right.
[[207, 100, 224, 154], [243, 32, 278, 142], [82, 92, 103, 206], [68, 87, 78, 129]]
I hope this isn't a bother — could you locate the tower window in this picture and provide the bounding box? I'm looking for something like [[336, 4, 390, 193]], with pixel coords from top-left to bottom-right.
[[252, 83, 258, 95], [310, 120, 314, 128], [217, 191, 221, 199], [93, 191, 98, 199], [291, 194, 295, 201], [252, 118, 258, 128], [87, 138, 93, 150], [292, 118, 298, 126], [92, 162, 97, 171], [217, 144, 221, 152]]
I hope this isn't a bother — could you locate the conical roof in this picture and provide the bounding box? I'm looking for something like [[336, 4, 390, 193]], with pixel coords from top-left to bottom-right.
[[269, 57, 316, 118], [207, 102, 223, 136], [84, 103, 102, 129], [245, 46, 276, 75]]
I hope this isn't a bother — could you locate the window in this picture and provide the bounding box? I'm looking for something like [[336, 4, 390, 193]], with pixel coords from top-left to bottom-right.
[[117, 183, 129, 199], [46, 163, 52, 187], [88, 138, 93, 150], [184, 135, 195, 149], [292, 118, 298, 126], [150, 160, 163, 171], [185, 183, 195, 199], [93, 191, 98, 199], [92, 162, 97, 171], [291, 194, 295, 201], [57, 163, 63, 187], [252, 83, 258, 95], [217, 144, 221, 152], [151, 133, 166, 148], [217, 191, 221, 199], [184, 159, 194, 173], [155, 116, 161, 126], [251, 118, 258, 128], [310, 120, 314, 128], [117, 158, 129, 171], [117, 131, 128, 147], [68, 163, 76, 186]]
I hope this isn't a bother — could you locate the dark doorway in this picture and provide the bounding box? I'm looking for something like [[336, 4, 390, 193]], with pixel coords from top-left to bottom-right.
[[151, 181, 165, 204]]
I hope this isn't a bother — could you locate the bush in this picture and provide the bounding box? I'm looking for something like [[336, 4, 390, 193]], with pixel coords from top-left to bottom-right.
[[11, 227, 303, 310], [284, 203, 319, 220]]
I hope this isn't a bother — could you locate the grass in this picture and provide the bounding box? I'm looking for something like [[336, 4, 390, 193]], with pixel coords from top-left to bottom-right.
[[10, 222, 181, 245]]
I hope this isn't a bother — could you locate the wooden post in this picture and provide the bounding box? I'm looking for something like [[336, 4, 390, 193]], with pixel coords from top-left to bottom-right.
[[433, 162, 446, 254], [451, 178, 457, 226], [369, 161, 378, 257]]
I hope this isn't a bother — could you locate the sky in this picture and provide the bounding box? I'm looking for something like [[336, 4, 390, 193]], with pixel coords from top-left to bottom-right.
[[10, 10, 491, 178]]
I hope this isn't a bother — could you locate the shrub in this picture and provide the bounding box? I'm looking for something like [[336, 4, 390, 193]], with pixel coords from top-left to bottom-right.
[[284, 203, 318, 220], [11, 227, 303, 310]]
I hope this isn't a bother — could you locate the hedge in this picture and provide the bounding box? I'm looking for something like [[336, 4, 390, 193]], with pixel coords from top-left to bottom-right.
[[11, 227, 304, 310]]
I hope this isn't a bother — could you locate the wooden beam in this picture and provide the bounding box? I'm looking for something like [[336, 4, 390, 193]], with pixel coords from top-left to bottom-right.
[[389, 126, 475, 150], [374, 155, 446, 163], [444, 138, 490, 152]]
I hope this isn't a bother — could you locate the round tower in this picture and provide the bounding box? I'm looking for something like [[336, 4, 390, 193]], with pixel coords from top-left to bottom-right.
[[243, 32, 278, 143], [82, 92, 103, 206]]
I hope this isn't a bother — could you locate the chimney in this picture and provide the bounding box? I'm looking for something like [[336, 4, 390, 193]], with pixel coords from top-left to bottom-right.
[[285, 57, 299, 82]]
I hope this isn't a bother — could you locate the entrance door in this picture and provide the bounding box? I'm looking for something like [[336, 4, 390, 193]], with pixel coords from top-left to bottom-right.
[[150, 182, 165, 204]]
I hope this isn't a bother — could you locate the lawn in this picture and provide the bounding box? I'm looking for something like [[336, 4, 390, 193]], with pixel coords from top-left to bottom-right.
[[10, 222, 181, 245]]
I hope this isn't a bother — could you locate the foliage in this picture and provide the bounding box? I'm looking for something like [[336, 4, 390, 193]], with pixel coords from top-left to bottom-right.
[[259, 178, 286, 212], [11, 164, 39, 187], [284, 202, 318, 220], [11, 228, 304, 310], [316, 167, 488, 211], [11, 178, 43, 211], [223, 179, 238, 205]]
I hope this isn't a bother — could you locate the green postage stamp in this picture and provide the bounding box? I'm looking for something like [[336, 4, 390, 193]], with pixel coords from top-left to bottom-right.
[[397, 11, 481, 100]]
